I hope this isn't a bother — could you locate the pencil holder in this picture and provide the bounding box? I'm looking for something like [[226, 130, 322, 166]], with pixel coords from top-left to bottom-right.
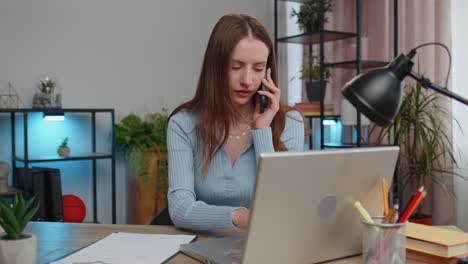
[[361, 216, 407, 264]]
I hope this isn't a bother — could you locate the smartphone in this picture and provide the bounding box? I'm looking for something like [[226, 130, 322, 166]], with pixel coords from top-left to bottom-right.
[[259, 70, 268, 113]]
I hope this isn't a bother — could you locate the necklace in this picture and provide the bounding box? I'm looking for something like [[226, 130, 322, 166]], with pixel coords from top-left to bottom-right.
[[228, 125, 251, 140]]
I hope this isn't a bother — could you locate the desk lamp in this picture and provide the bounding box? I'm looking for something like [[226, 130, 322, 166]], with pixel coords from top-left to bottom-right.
[[342, 43, 468, 127]]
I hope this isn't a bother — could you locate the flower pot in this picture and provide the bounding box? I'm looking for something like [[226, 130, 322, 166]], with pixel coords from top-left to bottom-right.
[[305, 20, 321, 33], [0, 234, 37, 264], [135, 151, 168, 224], [0, 162, 9, 193], [58, 146, 70, 157], [306, 81, 325, 102], [409, 214, 433, 225]]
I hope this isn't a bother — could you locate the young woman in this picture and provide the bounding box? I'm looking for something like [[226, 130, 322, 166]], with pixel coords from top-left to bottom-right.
[[167, 13, 304, 231]]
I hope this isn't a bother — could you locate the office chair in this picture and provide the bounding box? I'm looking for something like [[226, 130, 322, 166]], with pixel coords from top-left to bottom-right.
[[149, 207, 174, 225]]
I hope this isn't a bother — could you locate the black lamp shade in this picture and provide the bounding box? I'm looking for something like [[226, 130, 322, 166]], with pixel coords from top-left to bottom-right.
[[343, 48, 468, 128], [342, 69, 404, 127]]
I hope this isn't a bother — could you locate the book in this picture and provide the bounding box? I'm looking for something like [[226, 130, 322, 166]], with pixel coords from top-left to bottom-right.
[[33, 167, 64, 222], [407, 249, 468, 264], [14, 168, 48, 221], [299, 110, 333, 117], [406, 222, 468, 258], [294, 102, 334, 111]]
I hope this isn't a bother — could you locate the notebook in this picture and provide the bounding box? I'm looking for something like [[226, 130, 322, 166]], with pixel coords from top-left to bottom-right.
[[180, 146, 400, 264]]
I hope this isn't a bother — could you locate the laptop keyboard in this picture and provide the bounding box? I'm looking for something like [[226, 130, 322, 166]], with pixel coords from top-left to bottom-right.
[[223, 247, 243, 259], [223, 240, 244, 261]]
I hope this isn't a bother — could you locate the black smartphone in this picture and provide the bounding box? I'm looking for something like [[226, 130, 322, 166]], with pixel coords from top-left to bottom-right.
[[259, 70, 268, 113]]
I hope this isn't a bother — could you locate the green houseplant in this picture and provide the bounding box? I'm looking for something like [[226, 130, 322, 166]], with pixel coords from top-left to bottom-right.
[[58, 137, 70, 157], [290, 0, 333, 32], [0, 194, 39, 264], [115, 108, 169, 224], [370, 82, 463, 222], [298, 55, 331, 102]]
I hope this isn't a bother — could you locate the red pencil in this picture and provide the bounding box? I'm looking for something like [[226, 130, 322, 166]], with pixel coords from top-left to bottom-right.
[[398, 186, 424, 223], [405, 190, 427, 220]]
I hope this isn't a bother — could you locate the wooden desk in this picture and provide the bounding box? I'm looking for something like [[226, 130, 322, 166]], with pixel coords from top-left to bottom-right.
[[26, 222, 422, 264]]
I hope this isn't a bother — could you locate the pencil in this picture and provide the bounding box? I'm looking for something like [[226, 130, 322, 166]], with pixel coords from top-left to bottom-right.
[[354, 201, 378, 232], [383, 209, 397, 224], [382, 178, 389, 216], [398, 186, 424, 223], [404, 190, 427, 220]]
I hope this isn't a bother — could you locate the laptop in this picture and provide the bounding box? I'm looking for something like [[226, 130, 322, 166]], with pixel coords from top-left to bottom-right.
[[180, 146, 400, 264]]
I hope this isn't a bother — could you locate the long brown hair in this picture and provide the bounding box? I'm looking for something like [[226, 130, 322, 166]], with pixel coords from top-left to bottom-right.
[[170, 13, 293, 179]]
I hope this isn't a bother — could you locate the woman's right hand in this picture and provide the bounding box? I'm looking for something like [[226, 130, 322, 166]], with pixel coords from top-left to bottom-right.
[[231, 208, 250, 230]]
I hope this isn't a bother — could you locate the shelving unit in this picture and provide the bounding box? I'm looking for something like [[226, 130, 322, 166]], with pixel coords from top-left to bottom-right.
[[0, 187, 22, 197], [274, 0, 397, 149], [302, 113, 340, 149], [0, 108, 116, 224]]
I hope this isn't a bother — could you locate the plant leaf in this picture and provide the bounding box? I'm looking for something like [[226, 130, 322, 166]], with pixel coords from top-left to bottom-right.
[[19, 200, 39, 232], [0, 199, 20, 235], [17, 197, 36, 220], [0, 218, 20, 240]]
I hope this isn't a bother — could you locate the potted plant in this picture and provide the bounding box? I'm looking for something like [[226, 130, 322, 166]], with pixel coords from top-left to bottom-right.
[[115, 108, 168, 224], [290, 0, 333, 33], [298, 55, 331, 102], [370, 82, 463, 224], [0, 194, 39, 264], [58, 137, 70, 157], [33, 76, 62, 109]]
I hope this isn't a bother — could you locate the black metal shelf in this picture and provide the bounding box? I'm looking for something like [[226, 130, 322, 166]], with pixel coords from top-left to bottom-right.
[[0, 108, 116, 224], [277, 30, 356, 44], [14, 153, 113, 163], [0, 108, 114, 113], [301, 114, 340, 118], [324, 143, 393, 148], [275, 0, 398, 149], [324, 60, 388, 69], [279, 0, 320, 3]]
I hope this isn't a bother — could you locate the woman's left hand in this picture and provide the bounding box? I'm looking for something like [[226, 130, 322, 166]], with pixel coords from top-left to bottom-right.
[[252, 68, 281, 129]]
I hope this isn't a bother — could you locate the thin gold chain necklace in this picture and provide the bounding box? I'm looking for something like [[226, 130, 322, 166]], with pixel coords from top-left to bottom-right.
[[228, 125, 251, 140]]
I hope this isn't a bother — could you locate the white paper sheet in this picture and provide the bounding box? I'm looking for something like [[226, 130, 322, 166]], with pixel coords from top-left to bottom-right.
[[51, 232, 196, 264]]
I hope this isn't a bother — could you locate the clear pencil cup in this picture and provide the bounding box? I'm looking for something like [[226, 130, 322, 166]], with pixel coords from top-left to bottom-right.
[[361, 216, 407, 264]]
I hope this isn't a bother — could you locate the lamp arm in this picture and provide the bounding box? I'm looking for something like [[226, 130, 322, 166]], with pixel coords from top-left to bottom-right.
[[408, 71, 468, 105]]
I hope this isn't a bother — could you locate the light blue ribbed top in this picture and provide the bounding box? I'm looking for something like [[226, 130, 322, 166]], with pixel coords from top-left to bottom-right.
[[167, 110, 304, 231]]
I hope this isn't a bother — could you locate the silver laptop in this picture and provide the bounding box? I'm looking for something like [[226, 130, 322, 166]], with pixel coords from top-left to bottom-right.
[[180, 146, 399, 264]]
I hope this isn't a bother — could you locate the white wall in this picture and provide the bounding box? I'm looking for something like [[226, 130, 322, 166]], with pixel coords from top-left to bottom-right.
[[0, 0, 274, 116], [0, 0, 273, 224], [451, 0, 468, 232]]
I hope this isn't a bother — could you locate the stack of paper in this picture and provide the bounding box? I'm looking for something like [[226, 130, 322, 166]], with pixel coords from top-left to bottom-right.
[[51, 232, 196, 264]]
